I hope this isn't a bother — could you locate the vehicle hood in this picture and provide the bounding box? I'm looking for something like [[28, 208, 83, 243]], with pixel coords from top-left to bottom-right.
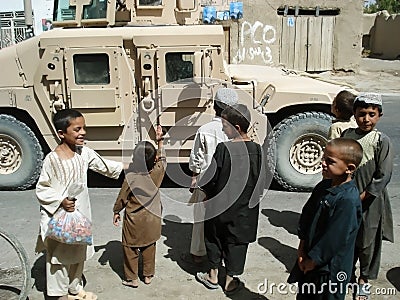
[[227, 64, 351, 94]]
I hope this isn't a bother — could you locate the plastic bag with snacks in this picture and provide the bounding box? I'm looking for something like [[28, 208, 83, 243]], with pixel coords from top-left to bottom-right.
[[45, 183, 93, 245]]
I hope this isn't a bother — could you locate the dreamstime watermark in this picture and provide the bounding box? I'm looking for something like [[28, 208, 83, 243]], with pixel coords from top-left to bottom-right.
[[257, 272, 397, 296]]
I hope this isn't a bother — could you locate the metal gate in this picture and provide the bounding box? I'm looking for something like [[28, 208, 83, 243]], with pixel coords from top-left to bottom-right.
[[280, 16, 335, 72], [0, 11, 29, 49]]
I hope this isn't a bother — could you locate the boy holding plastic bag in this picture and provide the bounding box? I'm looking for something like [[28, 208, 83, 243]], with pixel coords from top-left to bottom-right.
[[36, 109, 123, 300]]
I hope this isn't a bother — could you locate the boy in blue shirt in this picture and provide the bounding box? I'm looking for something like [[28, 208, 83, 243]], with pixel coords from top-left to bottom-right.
[[288, 138, 363, 300]]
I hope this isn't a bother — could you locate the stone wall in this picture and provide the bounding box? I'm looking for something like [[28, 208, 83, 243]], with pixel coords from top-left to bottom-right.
[[226, 0, 363, 71]]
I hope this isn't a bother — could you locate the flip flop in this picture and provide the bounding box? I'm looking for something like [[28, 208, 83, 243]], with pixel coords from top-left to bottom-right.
[[122, 279, 139, 288], [224, 278, 244, 296], [195, 272, 219, 289], [68, 289, 98, 300]]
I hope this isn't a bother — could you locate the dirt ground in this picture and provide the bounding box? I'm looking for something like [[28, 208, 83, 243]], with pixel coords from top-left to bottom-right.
[[318, 57, 400, 94], [20, 58, 400, 299], [25, 186, 399, 300]]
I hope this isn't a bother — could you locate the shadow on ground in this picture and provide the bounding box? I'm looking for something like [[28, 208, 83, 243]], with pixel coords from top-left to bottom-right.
[[161, 215, 209, 276], [261, 209, 300, 235], [224, 285, 270, 300], [258, 237, 297, 273], [31, 253, 46, 295], [386, 267, 400, 291], [95, 240, 124, 280]]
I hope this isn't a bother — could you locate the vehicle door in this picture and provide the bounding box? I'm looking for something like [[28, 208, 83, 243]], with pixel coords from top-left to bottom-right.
[[63, 47, 127, 151], [137, 46, 223, 163]]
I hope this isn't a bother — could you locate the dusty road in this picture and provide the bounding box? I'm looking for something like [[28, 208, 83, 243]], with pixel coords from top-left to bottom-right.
[[0, 185, 399, 300]]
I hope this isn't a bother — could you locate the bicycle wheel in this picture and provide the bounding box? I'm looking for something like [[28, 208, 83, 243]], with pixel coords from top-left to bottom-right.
[[0, 229, 31, 300]]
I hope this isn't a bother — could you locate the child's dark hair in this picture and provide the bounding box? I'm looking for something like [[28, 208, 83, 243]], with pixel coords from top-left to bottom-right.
[[328, 138, 363, 167], [335, 90, 356, 120], [353, 100, 383, 115], [53, 109, 83, 132], [221, 104, 251, 132], [131, 141, 157, 172], [214, 101, 228, 117]]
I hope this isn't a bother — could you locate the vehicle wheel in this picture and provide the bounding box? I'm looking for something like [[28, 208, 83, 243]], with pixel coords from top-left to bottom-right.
[[268, 112, 332, 192], [0, 114, 43, 190]]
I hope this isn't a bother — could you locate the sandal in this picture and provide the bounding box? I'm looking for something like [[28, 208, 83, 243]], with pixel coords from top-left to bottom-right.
[[195, 272, 219, 289], [224, 278, 244, 296], [122, 279, 139, 288], [68, 289, 98, 300]]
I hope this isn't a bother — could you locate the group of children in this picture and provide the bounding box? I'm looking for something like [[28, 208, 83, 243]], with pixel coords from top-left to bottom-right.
[[35, 88, 393, 300], [289, 90, 393, 300]]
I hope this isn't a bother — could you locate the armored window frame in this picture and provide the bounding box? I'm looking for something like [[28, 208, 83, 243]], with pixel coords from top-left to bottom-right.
[[73, 53, 110, 85], [53, 0, 77, 21], [82, 0, 108, 20], [136, 0, 163, 7], [165, 52, 194, 83]]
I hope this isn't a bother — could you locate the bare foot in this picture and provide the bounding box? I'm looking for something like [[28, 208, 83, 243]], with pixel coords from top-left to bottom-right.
[[144, 276, 153, 284]]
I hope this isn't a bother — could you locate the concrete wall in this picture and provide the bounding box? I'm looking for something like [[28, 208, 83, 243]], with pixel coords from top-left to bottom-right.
[[227, 0, 363, 71], [366, 11, 400, 59]]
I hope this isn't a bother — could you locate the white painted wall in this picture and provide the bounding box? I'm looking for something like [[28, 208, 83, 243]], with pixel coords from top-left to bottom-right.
[[0, 0, 53, 35]]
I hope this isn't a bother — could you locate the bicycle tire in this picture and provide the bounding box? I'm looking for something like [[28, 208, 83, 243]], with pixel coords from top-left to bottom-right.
[[0, 228, 31, 300]]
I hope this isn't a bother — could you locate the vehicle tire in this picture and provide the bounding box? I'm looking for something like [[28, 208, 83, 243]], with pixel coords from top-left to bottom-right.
[[0, 114, 43, 190], [268, 111, 332, 192]]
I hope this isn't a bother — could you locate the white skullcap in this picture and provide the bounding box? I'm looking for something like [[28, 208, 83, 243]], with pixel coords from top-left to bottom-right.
[[354, 92, 382, 106], [214, 88, 238, 106]]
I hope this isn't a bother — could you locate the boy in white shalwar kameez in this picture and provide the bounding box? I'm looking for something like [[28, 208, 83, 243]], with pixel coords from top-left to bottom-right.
[[36, 109, 123, 300]]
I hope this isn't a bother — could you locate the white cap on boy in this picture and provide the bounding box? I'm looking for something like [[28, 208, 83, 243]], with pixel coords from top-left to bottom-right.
[[214, 88, 239, 106], [354, 92, 382, 106]]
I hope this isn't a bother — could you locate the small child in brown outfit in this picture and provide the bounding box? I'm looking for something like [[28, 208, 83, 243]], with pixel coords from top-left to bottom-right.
[[113, 125, 166, 287]]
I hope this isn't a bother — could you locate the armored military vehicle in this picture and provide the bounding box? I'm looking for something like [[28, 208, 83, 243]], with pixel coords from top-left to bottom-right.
[[0, 0, 347, 191]]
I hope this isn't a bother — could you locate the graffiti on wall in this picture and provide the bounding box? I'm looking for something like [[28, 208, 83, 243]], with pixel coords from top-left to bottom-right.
[[233, 20, 276, 64]]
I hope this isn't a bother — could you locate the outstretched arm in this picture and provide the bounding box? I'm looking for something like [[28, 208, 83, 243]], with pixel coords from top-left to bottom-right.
[[155, 124, 164, 150]]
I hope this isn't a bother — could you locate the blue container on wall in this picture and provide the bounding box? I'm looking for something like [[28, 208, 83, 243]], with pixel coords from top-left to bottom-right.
[[203, 6, 217, 24], [230, 2, 243, 19]]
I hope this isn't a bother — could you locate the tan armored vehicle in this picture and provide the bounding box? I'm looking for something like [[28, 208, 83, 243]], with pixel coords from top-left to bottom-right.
[[0, 0, 347, 191]]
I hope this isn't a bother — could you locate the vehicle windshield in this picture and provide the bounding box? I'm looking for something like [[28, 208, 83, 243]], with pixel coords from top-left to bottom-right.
[[53, 0, 108, 22], [83, 0, 107, 19], [53, 0, 76, 21]]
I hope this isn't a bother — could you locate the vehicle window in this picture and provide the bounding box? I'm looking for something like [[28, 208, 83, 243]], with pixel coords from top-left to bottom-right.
[[83, 0, 108, 19], [53, 0, 76, 21], [138, 0, 163, 5], [73, 54, 110, 85], [165, 53, 194, 83]]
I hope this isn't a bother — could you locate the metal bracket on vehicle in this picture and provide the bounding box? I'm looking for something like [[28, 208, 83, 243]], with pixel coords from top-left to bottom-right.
[[141, 96, 155, 113]]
